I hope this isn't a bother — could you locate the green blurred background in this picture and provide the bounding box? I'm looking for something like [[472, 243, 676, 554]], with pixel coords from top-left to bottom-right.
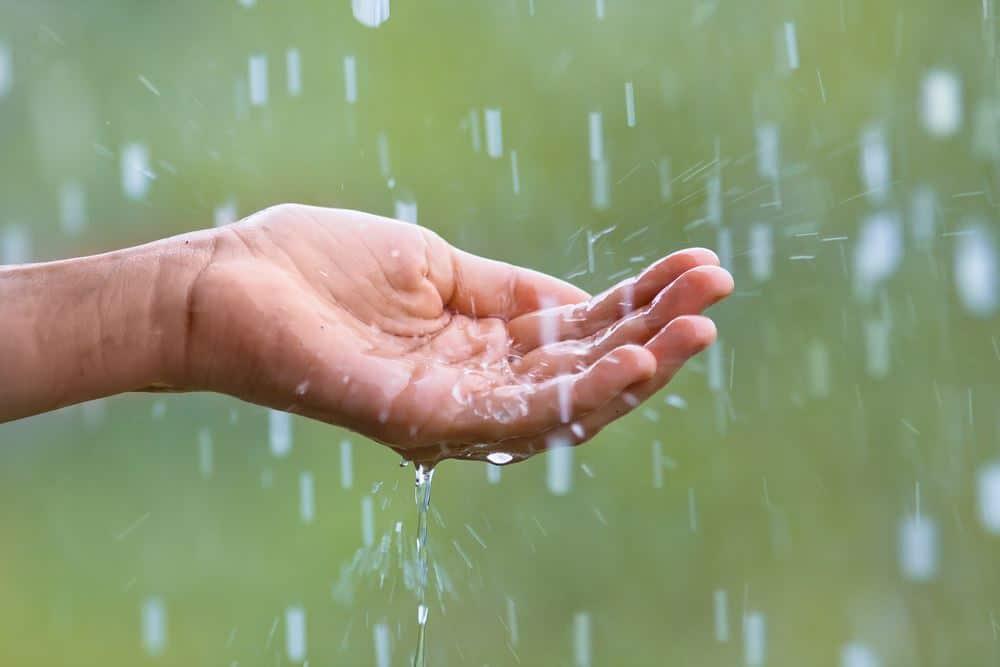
[[2, 0, 1000, 665]]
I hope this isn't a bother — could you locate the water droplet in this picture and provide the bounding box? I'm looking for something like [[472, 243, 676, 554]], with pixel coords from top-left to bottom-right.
[[352, 0, 390, 28], [248, 54, 268, 106], [284, 606, 306, 662], [486, 452, 513, 465], [921, 68, 962, 137], [140, 596, 167, 657]]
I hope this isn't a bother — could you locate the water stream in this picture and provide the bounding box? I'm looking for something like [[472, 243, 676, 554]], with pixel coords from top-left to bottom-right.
[[412, 464, 434, 667]]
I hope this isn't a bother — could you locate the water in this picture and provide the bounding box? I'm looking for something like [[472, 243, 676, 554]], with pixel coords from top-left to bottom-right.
[[140, 597, 166, 657], [197, 428, 213, 479], [58, 181, 86, 235], [0, 41, 11, 98], [286, 48, 302, 96], [572, 611, 592, 667], [977, 463, 1000, 532], [213, 199, 237, 227], [510, 150, 521, 194], [299, 471, 315, 524], [899, 513, 937, 581], [921, 69, 962, 137], [854, 212, 902, 297], [343, 55, 358, 104], [841, 642, 880, 667], [954, 224, 998, 317], [783, 22, 799, 70], [860, 126, 891, 202], [373, 622, 391, 667], [412, 464, 434, 667], [713, 589, 729, 642], [353, 0, 390, 28], [744, 612, 766, 667], [546, 438, 573, 496], [285, 605, 306, 662], [395, 198, 418, 224], [268, 409, 292, 457], [248, 53, 268, 106], [361, 495, 375, 547], [624, 81, 636, 127], [484, 108, 503, 158], [340, 440, 354, 489], [121, 142, 151, 200]]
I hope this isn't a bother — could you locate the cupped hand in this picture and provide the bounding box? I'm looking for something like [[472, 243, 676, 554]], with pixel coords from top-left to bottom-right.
[[182, 204, 733, 466]]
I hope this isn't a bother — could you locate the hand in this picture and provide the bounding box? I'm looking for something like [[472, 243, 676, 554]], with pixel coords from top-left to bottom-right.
[[181, 204, 734, 466]]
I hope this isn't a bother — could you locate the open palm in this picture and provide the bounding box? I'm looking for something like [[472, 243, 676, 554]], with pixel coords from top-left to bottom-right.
[[184, 204, 733, 466]]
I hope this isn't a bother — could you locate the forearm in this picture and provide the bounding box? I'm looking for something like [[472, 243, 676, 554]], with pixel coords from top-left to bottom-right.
[[0, 232, 215, 422]]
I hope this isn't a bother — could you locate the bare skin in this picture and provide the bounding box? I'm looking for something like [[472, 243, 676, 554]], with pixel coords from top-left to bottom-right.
[[0, 204, 733, 467]]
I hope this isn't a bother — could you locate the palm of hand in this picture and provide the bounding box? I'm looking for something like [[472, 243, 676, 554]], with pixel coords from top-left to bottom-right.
[[188, 205, 733, 467]]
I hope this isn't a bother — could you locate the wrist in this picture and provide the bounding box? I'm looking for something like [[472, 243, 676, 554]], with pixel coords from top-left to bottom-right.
[[142, 230, 219, 391], [0, 230, 217, 421]]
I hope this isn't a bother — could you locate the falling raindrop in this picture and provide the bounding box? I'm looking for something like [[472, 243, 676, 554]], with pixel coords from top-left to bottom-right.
[[755, 124, 780, 181], [395, 199, 418, 224], [285, 606, 306, 663], [624, 81, 636, 127], [361, 495, 375, 547], [121, 142, 152, 200], [197, 429, 213, 480], [353, 0, 390, 28], [286, 48, 302, 96], [344, 55, 358, 104], [268, 409, 292, 457], [744, 612, 766, 667], [572, 612, 592, 667], [140, 596, 167, 657], [484, 108, 503, 158], [713, 590, 729, 642], [921, 69, 962, 137], [0, 41, 11, 97], [841, 642, 881, 667], [749, 224, 773, 282], [854, 212, 902, 297], [899, 513, 937, 581], [657, 157, 672, 201], [373, 622, 391, 667], [546, 437, 573, 496], [859, 126, 891, 202], [954, 224, 997, 317], [299, 471, 315, 524], [977, 463, 1000, 532], [248, 54, 268, 106], [340, 440, 354, 489], [58, 182, 86, 235]]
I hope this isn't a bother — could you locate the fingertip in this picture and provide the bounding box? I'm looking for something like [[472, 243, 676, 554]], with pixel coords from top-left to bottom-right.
[[616, 343, 658, 379], [680, 265, 735, 299], [638, 248, 720, 285], [670, 247, 721, 266], [671, 314, 718, 350]]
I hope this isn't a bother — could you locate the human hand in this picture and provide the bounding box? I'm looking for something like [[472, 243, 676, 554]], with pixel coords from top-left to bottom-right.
[[180, 204, 733, 466]]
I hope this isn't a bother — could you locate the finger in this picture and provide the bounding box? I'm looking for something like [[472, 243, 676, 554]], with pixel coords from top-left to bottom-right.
[[451, 344, 656, 443], [448, 248, 590, 319], [572, 315, 718, 435], [480, 315, 719, 460], [508, 247, 719, 352], [514, 265, 733, 378]]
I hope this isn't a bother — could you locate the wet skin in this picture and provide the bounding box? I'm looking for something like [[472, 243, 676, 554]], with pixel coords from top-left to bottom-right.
[[0, 204, 734, 468], [185, 205, 734, 467]]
